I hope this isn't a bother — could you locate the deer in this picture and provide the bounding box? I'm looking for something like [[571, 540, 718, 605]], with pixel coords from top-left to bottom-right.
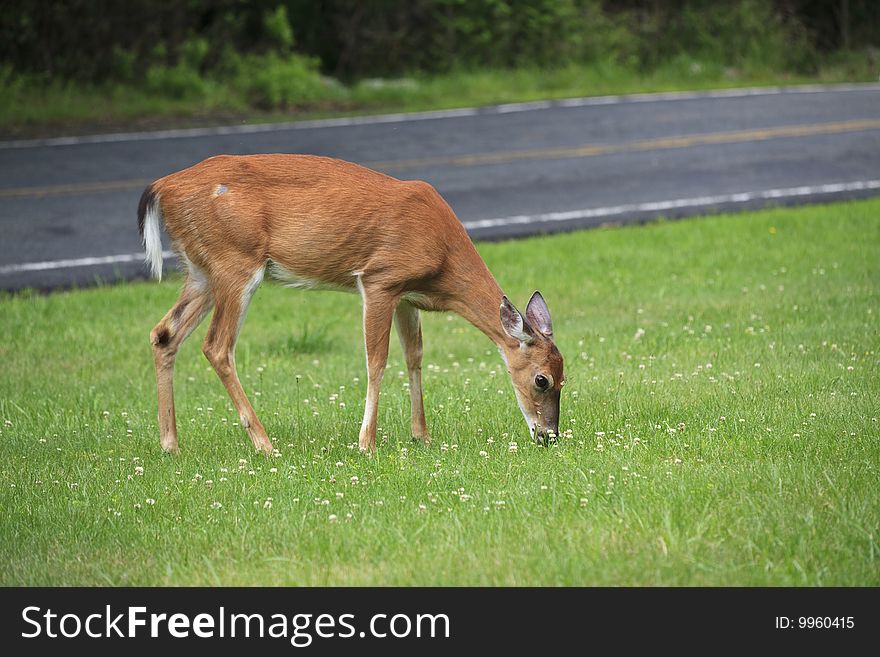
[[138, 154, 564, 454]]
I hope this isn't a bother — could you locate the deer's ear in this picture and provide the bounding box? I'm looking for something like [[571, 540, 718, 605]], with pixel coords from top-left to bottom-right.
[[526, 291, 553, 337], [500, 296, 534, 344]]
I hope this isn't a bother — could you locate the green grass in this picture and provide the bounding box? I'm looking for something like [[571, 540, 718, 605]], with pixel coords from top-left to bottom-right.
[[2, 53, 877, 138], [1, 199, 878, 585]]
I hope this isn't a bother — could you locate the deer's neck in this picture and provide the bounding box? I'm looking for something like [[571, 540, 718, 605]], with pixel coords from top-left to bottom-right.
[[444, 249, 518, 351]]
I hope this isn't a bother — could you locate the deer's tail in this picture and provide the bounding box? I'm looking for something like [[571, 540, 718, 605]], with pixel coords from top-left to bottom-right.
[[137, 184, 164, 280]]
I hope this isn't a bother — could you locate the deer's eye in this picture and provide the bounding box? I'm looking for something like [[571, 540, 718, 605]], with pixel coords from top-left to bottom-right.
[[535, 374, 550, 390]]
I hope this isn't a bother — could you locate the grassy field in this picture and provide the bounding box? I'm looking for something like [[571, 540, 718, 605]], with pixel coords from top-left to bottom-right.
[[1, 199, 878, 585]]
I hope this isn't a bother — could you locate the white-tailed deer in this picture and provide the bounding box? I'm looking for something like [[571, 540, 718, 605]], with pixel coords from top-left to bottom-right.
[[138, 154, 564, 453]]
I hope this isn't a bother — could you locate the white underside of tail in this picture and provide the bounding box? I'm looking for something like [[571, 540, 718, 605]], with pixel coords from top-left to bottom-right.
[[143, 195, 164, 280]]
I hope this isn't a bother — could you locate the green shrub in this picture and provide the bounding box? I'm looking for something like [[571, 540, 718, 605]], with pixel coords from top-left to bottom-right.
[[180, 37, 211, 71], [145, 63, 208, 100], [2, 1, 877, 129], [263, 5, 295, 53], [236, 53, 341, 109], [3, 1, 877, 85]]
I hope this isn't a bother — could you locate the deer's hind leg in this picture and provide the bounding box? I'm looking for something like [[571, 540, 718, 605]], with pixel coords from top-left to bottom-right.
[[201, 266, 274, 454], [151, 273, 214, 453]]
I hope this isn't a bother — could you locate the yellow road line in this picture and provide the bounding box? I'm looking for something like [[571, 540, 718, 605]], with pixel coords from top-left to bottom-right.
[[2, 118, 878, 199], [371, 118, 880, 170], [0, 178, 153, 199]]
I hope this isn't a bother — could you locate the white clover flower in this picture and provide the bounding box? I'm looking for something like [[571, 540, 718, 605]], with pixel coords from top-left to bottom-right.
[[211, 502, 222, 509]]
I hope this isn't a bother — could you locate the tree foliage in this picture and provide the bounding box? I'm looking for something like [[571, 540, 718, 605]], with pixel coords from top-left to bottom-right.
[[1, 1, 877, 83]]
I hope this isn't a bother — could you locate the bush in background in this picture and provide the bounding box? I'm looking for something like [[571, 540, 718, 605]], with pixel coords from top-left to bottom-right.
[[0, 1, 876, 118]]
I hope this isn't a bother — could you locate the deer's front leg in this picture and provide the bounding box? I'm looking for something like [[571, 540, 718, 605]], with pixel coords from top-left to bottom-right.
[[394, 300, 430, 443], [357, 281, 397, 452]]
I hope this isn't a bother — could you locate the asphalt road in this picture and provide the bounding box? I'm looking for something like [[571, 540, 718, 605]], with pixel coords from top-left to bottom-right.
[[1, 83, 879, 291]]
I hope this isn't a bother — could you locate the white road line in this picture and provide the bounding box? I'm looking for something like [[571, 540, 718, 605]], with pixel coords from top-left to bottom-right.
[[461, 179, 880, 229], [1, 179, 878, 276], [2, 83, 878, 150], [0, 250, 175, 275]]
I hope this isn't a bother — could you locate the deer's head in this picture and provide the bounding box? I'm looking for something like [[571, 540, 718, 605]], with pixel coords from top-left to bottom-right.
[[499, 292, 564, 443]]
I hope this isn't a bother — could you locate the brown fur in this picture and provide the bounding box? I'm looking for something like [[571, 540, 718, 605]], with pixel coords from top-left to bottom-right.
[[143, 154, 564, 453]]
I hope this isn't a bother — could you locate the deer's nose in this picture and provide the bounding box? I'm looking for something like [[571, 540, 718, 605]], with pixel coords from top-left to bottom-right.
[[534, 426, 558, 445]]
